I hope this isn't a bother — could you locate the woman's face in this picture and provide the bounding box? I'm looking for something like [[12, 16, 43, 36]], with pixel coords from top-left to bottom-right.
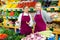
[[24, 6, 29, 13], [35, 3, 41, 11]]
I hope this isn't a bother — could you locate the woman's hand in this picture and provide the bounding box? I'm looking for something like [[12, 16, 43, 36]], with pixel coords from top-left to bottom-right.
[[50, 13, 56, 18], [26, 21, 30, 25]]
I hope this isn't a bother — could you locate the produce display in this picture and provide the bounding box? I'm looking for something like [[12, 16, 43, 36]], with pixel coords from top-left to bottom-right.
[[0, 34, 8, 40], [5, 1, 36, 9], [39, 31, 52, 37], [0, 0, 60, 40], [44, 7, 60, 12], [6, 9, 20, 19], [10, 11, 14, 16], [6, 3, 17, 8], [21, 31, 55, 40], [0, 29, 54, 40], [0, 27, 25, 40], [21, 32, 46, 40], [48, 23, 60, 29], [58, 0, 60, 6]]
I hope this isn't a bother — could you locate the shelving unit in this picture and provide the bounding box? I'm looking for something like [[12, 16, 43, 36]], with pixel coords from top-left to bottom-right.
[[0, 7, 35, 33], [53, 29, 60, 40], [0, 16, 19, 32]]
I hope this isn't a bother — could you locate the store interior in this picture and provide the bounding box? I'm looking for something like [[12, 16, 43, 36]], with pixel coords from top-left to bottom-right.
[[0, 0, 60, 40]]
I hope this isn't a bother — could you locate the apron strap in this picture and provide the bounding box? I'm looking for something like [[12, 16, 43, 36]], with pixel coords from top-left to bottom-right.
[[22, 13, 29, 16], [36, 10, 41, 15], [40, 10, 41, 14]]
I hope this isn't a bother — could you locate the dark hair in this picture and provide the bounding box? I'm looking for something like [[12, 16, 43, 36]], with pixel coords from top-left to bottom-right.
[[23, 6, 29, 9]]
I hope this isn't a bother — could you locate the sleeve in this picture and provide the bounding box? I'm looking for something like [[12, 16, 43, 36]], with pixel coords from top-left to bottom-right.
[[43, 10, 53, 22], [29, 14, 33, 27], [18, 13, 22, 26]]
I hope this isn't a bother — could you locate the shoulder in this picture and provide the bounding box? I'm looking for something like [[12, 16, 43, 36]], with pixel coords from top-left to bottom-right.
[[41, 10, 48, 15], [41, 10, 47, 13]]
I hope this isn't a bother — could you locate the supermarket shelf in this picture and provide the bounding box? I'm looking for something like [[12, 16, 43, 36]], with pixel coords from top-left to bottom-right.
[[0, 25, 19, 29], [0, 24, 19, 32], [53, 29, 60, 34], [4, 26, 19, 29], [44, 7, 60, 12], [47, 7, 59, 11], [0, 8, 23, 11], [53, 18, 60, 23], [0, 23, 19, 29]]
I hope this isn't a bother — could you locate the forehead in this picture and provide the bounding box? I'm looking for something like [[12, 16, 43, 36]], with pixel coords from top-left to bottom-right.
[[36, 3, 41, 6], [24, 6, 28, 9]]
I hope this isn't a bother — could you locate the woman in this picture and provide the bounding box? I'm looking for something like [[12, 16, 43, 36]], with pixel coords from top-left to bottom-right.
[[34, 2, 55, 33], [18, 6, 33, 35]]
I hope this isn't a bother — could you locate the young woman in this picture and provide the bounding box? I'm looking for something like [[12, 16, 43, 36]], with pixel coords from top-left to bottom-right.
[[18, 6, 33, 35], [34, 2, 55, 33]]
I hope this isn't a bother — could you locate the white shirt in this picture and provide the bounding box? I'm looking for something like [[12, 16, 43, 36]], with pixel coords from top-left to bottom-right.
[[36, 10, 41, 14], [18, 13, 33, 27]]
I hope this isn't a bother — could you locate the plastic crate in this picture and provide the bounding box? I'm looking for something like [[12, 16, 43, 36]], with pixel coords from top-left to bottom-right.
[[58, 36, 60, 40], [47, 34, 55, 40]]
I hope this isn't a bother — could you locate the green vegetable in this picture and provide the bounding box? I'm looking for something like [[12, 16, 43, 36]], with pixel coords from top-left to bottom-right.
[[19, 9, 23, 13], [14, 9, 19, 17], [0, 27, 25, 40], [6, 9, 10, 16], [29, 7, 34, 12], [39, 31, 52, 37]]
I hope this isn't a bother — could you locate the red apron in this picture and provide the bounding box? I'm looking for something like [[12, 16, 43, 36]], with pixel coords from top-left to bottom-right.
[[34, 11, 46, 33], [20, 13, 32, 35]]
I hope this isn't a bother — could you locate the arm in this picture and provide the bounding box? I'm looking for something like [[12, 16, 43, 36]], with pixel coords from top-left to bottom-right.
[[43, 10, 53, 22], [29, 14, 33, 27], [17, 13, 22, 29], [18, 13, 22, 23], [50, 13, 56, 19]]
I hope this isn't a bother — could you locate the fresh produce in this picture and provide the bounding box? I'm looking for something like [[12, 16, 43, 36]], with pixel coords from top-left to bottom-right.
[[6, 3, 17, 8], [7, 0, 15, 2], [19, 9, 23, 13], [0, 17, 3, 23], [21, 32, 46, 40], [10, 11, 14, 16], [6, 3, 13, 8], [29, 7, 34, 12], [14, 9, 19, 17], [0, 27, 6, 34], [0, 34, 8, 39], [15, 0, 19, 2], [5, 34, 25, 40], [39, 31, 52, 37], [48, 23, 60, 29], [11, 4, 17, 8], [0, 27, 25, 40], [0, 10, 4, 23], [6, 9, 10, 16], [17, 2, 36, 8]]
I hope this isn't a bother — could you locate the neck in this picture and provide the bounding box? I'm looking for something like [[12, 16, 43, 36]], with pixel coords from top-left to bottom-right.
[[24, 12, 28, 14], [36, 10, 41, 12], [37, 9, 41, 11]]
